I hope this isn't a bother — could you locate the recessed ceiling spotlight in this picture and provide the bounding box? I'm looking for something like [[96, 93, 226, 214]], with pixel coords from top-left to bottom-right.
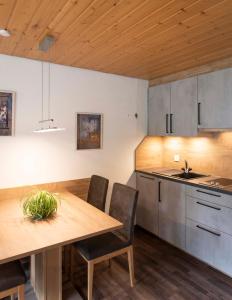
[[0, 28, 11, 37]]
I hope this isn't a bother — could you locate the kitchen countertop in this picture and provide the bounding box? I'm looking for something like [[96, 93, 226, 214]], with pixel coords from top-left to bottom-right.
[[136, 167, 232, 196]]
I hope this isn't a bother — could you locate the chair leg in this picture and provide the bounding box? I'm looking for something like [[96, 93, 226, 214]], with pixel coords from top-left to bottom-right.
[[127, 246, 135, 287], [70, 246, 75, 282], [18, 285, 25, 300], [64, 245, 71, 279], [87, 261, 94, 300]]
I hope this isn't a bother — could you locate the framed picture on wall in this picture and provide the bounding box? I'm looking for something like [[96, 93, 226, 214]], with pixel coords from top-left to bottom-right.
[[0, 91, 15, 136], [77, 113, 103, 150]]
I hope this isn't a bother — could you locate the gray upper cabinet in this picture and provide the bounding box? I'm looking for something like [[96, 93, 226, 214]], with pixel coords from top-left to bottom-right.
[[136, 173, 159, 235], [148, 77, 198, 136], [198, 68, 232, 129], [148, 83, 171, 136], [170, 77, 198, 136]]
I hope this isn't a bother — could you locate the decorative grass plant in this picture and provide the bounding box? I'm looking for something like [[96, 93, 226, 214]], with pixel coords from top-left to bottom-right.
[[22, 190, 59, 220]]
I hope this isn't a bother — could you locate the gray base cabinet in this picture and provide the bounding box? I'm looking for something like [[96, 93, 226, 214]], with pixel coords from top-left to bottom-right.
[[136, 172, 232, 277], [186, 219, 232, 277], [158, 179, 186, 250], [186, 219, 217, 267], [136, 173, 159, 235], [186, 195, 232, 236], [186, 185, 232, 277]]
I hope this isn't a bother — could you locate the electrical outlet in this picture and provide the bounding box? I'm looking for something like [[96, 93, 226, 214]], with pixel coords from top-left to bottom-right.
[[174, 154, 180, 162]]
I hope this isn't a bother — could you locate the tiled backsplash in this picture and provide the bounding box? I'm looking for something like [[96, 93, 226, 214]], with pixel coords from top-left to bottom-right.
[[135, 132, 232, 178]]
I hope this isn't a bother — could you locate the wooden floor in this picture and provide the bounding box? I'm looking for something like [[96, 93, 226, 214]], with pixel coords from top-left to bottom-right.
[[71, 226, 232, 300], [5, 226, 232, 300]]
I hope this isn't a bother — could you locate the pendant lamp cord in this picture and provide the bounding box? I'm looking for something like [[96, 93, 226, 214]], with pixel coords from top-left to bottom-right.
[[41, 61, 44, 121], [41, 61, 51, 122], [48, 62, 51, 120]]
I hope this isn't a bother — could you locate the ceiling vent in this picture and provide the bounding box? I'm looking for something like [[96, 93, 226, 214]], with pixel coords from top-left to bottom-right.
[[39, 35, 55, 52]]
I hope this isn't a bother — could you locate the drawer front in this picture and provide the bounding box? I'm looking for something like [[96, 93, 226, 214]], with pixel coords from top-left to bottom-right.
[[186, 185, 232, 209], [186, 219, 217, 266], [186, 196, 232, 236], [186, 219, 232, 277]]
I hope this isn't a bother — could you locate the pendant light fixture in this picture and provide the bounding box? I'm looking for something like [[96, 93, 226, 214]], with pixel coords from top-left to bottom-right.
[[33, 62, 65, 133]]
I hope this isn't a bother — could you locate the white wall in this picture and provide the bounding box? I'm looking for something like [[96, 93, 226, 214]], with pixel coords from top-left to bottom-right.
[[0, 54, 148, 202]]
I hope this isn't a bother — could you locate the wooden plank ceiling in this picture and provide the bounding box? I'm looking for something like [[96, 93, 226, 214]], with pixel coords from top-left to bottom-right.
[[0, 0, 232, 84]]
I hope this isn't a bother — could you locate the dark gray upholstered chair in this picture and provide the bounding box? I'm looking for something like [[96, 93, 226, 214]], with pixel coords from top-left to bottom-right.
[[87, 175, 109, 211], [0, 260, 26, 299], [64, 175, 109, 278], [71, 183, 138, 300]]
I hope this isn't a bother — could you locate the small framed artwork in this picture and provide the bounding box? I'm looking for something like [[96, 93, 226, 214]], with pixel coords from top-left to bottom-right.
[[77, 113, 103, 150], [0, 91, 15, 136]]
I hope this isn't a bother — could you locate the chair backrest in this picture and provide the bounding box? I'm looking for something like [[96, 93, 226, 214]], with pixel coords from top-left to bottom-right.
[[87, 175, 109, 211], [109, 183, 138, 244]]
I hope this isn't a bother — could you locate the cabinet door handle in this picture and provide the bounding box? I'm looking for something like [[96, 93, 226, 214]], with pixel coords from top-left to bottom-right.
[[196, 201, 221, 211], [198, 102, 201, 125], [196, 189, 221, 198], [196, 225, 221, 237], [166, 114, 169, 134], [170, 114, 173, 133], [158, 181, 161, 202], [140, 175, 155, 180]]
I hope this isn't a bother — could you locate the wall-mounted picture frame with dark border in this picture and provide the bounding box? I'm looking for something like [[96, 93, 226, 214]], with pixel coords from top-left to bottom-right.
[[77, 113, 103, 150], [0, 91, 16, 136]]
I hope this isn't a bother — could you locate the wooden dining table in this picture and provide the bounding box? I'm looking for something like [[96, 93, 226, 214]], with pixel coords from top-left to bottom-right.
[[0, 190, 122, 300]]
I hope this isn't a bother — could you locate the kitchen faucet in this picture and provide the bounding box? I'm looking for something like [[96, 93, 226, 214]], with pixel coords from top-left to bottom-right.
[[181, 160, 192, 174]]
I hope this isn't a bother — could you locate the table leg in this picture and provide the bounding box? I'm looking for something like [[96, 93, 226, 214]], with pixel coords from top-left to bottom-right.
[[31, 247, 62, 300]]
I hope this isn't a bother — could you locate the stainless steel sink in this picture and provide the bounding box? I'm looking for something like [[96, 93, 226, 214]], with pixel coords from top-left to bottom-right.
[[171, 172, 207, 180]]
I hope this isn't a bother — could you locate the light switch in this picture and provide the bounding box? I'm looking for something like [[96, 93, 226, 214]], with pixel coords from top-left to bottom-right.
[[174, 154, 180, 162]]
